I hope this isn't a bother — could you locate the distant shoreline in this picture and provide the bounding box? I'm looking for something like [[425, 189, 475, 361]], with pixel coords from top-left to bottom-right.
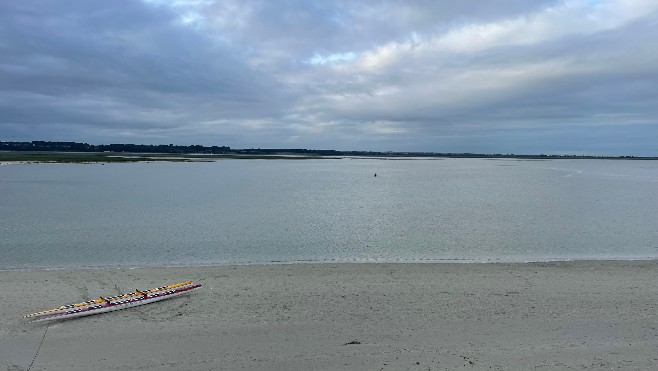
[[0, 152, 333, 163], [1, 151, 657, 164], [2, 141, 657, 161]]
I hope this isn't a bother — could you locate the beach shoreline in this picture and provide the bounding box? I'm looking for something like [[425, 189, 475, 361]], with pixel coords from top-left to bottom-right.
[[2, 261, 657, 370], [4, 257, 658, 273]]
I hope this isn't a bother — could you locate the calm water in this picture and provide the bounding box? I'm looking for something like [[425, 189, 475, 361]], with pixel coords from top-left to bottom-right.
[[1, 159, 657, 269]]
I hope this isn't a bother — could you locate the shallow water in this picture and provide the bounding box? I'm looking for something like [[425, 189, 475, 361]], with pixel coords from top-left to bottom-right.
[[1, 158, 657, 269]]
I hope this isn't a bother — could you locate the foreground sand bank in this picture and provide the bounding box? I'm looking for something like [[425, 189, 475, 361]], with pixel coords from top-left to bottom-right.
[[1, 261, 657, 370]]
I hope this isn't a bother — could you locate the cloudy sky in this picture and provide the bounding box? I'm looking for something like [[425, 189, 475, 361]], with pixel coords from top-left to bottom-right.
[[1, 0, 657, 155]]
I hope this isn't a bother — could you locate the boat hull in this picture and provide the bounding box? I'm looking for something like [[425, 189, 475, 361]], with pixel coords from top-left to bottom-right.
[[24, 281, 195, 319], [29, 284, 202, 322]]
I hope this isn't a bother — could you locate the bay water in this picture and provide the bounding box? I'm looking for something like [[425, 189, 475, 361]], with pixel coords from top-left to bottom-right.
[[1, 158, 657, 269]]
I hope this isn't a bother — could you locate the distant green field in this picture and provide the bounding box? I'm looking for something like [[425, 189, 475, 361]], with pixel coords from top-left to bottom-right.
[[0, 152, 327, 163]]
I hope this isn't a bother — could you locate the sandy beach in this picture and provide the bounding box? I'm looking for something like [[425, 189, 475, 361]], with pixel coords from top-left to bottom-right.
[[1, 261, 657, 370]]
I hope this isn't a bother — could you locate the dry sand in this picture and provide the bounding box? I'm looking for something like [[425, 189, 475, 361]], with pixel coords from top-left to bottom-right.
[[1, 261, 657, 370]]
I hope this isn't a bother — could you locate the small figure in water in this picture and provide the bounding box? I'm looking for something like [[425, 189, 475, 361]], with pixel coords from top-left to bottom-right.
[[374, 173, 377, 177]]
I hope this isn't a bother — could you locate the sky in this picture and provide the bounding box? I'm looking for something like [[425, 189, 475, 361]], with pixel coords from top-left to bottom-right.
[[1, 0, 657, 155]]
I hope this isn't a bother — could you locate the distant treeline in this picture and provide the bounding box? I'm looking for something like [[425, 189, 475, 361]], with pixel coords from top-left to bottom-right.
[[0, 140, 654, 159], [1, 141, 231, 154]]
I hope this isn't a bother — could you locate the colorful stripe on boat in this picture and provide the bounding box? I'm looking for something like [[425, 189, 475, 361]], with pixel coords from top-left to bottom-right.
[[29, 283, 202, 322], [24, 281, 195, 318]]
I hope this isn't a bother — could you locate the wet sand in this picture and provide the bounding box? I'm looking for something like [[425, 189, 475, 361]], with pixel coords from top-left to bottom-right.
[[1, 261, 657, 370]]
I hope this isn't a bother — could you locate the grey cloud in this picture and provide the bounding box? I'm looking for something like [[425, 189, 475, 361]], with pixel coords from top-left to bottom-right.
[[0, 1, 293, 142], [0, 1, 656, 154], [288, 10, 658, 154]]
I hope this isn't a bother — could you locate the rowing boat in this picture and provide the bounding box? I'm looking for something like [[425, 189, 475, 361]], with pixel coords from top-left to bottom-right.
[[24, 281, 195, 319], [24, 281, 202, 322]]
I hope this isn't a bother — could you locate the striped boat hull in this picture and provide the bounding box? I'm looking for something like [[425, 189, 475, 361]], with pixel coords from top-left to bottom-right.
[[27, 283, 202, 322]]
